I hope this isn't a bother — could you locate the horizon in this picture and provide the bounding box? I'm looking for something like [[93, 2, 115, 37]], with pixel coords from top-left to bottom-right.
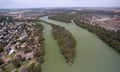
[[1, 7, 120, 9], [0, 0, 120, 9]]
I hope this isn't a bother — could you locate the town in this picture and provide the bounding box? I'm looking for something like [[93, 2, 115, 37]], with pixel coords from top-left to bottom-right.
[[0, 13, 44, 72]]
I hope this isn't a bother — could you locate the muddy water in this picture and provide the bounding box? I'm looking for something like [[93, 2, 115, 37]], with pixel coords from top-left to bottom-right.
[[40, 16, 120, 72]]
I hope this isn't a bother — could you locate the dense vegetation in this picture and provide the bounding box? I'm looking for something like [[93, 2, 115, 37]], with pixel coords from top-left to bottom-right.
[[76, 10, 120, 15], [74, 18, 120, 53], [50, 24, 76, 64], [27, 63, 41, 72], [26, 23, 44, 72], [0, 16, 14, 23]]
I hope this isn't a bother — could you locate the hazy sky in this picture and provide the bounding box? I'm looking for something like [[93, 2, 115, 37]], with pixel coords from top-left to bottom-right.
[[0, 0, 120, 8]]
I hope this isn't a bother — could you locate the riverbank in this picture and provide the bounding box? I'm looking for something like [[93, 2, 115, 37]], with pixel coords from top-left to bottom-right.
[[26, 23, 45, 72], [74, 18, 120, 53], [34, 22, 45, 63]]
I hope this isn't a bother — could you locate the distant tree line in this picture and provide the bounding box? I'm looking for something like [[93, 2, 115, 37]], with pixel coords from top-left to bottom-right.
[[0, 16, 14, 23]]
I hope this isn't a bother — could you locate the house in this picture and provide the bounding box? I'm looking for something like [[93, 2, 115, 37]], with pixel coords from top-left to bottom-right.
[[8, 48, 15, 55], [25, 52, 33, 60]]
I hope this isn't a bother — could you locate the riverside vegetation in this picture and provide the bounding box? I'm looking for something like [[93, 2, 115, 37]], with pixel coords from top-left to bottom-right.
[[51, 24, 76, 64], [48, 13, 77, 23], [74, 18, 120, 53], [21, 22, 45, 72]]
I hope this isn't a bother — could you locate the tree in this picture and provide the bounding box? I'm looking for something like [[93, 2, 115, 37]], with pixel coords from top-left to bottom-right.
[[12, 59, 21, 68], [0, 59, 4, 65], [0, 48, 3, 53], [27, 63, 41, 72]]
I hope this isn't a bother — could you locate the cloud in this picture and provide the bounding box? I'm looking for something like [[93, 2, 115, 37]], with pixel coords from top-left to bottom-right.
[[9, 0, 79, 8], [0, 0, 120, 8]]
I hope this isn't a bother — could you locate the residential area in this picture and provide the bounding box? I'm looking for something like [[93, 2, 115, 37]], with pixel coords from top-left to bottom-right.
[[0, 15, 44, 72]]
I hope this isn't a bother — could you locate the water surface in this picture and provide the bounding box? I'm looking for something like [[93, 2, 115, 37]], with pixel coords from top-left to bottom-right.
[[40, 16, 120, 72]]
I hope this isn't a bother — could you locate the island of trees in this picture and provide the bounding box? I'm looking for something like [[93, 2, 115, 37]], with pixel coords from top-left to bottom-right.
[[40, 19, 76, 64], [51, 24, 76, 64]]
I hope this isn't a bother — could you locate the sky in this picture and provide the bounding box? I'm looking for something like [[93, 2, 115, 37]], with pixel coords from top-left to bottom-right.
[[0, 0, 120, 8]]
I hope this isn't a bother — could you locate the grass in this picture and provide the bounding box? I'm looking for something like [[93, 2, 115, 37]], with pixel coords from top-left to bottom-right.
[[4, 63, 15, 72]]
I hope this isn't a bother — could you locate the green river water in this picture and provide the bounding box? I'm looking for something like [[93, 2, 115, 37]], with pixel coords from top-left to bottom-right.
[[40, 16, 120, 72]]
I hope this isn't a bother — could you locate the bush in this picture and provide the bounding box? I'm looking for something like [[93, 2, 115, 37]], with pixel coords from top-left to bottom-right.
[[27, 63, 41, 72], [0, 48, 3, 53], [0, 59, 4, 65], [12, 59, 21, 68]]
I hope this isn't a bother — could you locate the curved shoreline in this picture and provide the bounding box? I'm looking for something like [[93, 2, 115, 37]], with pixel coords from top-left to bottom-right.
[[40, 20, 76, 64]]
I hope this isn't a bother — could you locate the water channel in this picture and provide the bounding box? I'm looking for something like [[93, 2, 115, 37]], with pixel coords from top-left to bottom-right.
[[40, 16, 120, 72]]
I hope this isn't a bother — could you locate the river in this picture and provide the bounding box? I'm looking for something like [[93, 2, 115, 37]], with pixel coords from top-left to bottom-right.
[[40, 16, 120, 72]]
